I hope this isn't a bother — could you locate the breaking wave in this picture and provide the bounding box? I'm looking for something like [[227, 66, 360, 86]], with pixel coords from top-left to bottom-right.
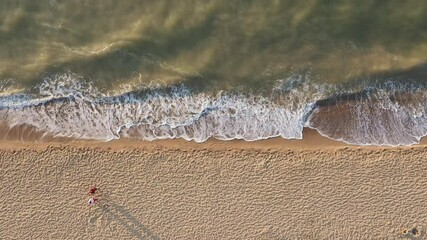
[[1, 73, 427, 146]]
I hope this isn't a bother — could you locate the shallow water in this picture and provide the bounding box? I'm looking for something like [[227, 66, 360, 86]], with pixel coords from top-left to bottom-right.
[[1, 0, 427, 145]]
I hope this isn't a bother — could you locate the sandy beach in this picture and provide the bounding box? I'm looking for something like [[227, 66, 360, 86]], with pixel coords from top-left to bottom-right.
[[2, 1, 427, 239], [0, 130, 425, 239]]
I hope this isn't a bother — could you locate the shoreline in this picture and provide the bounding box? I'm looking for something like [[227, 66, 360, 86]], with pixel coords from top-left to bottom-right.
[[2, 127, 427, 151]]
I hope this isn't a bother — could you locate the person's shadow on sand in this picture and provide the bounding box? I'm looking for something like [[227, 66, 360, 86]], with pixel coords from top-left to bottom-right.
[[98, 194, 159, 240]]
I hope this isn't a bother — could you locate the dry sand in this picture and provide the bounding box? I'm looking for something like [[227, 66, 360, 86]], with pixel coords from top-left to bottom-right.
[[0, 129, 426, 239]]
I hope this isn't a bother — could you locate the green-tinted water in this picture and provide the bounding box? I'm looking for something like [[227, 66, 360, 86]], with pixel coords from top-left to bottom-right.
[[2, 0, 427, 92], [2, 0, 427, 146]]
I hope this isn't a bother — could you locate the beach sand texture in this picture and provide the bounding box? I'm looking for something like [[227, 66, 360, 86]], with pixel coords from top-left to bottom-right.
[[1, 136, 426, 239]]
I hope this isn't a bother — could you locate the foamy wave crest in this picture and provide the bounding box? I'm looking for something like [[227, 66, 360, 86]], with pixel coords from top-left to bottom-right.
[[307, 81, 427, 146], [2, 73, 427, 146], [0, 73, 324, 142]]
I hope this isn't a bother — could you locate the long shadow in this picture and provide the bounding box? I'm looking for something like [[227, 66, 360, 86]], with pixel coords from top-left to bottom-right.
[[99, 195, 159, 240]]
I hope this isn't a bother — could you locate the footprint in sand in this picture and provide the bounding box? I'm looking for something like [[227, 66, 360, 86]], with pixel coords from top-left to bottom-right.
[[88, 215, 98, 225]]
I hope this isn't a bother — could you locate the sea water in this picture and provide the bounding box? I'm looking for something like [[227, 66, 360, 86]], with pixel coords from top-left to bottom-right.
[[1, 0, 427, 146]]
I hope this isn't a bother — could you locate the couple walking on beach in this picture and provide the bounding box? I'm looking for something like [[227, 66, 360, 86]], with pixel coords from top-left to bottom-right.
[[87, 186, 98, 206]]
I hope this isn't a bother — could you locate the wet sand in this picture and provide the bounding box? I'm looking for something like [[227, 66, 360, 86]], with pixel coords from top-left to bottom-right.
[[0, 129, 426, 239]]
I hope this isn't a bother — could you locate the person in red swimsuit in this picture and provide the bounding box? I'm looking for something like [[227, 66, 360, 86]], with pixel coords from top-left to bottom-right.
[[88, 186, 97, 195], [88, 186, 98, 206]]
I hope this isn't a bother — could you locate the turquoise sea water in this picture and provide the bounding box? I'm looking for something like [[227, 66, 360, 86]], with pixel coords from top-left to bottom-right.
[[2, 0, 427, 145]]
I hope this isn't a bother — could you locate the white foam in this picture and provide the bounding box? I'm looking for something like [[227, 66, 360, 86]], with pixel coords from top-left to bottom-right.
[[0, 73, 323, 142], [306, 85, 427, 146], [2, 73, 427, 146]]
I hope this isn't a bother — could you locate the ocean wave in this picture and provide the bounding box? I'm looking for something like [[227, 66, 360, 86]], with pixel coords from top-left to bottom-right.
[[1, 73, 427, 146], [307, 86, 427, 146]]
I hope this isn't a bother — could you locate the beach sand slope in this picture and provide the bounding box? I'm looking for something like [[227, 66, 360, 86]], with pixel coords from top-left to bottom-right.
[[0, 141, 426, 239]]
